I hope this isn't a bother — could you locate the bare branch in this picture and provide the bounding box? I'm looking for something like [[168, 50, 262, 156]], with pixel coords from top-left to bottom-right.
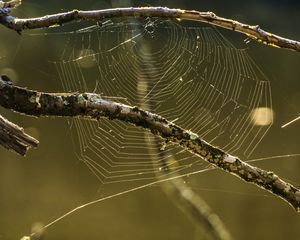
[[162, 175, 233, 240], [0, 76, 299, 211], [0, 2, 298, 239], [0, 113, 38, 155], [149, 119, 232, 238], [0, 0, 21, 9], [0, 6, 299, 51]]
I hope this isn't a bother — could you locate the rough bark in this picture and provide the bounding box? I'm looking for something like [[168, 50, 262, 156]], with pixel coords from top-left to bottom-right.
[[0, 76, 299, 211], [0, 113, 38, 155], [0, 6, 299, 51]]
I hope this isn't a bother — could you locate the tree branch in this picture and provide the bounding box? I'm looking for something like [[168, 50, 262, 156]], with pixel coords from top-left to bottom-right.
[[0, 0, 21, 9], [0, 74, 38, 155], [0, 2, 298, 239], [0, 75, 299, 211], [161, 173, 233, 240], [0, 6, 299, 51], [0, 113, 38, 155]]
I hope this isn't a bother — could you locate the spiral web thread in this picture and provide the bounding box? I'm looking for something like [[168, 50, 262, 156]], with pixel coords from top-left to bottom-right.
[[51, 18, 272, 184]]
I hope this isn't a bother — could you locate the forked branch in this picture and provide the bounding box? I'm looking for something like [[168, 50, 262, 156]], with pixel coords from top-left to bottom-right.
[[0, 5, 299, 51], [1, 76, 299, 211]]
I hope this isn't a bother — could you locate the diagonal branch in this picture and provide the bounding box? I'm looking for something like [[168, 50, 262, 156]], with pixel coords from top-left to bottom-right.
[[0, 6, 299, 51], [0, 75, 299, 211], [0, 113, 38, 155]]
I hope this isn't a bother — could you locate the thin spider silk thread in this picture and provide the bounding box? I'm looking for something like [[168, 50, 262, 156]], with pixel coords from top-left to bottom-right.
[[52, 20, 273, 185], [22, 19, 278, 238], [27, 168, 209, 238]]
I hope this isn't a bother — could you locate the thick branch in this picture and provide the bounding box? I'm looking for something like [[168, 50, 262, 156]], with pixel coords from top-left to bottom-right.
[[0, 6, 299, 51], [0, 76, 299, 211], [0, 113, 38, 155]]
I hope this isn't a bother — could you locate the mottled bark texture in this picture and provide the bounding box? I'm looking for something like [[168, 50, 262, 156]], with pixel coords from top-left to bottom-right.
[[0, 113, 38, 155], [0, 6, 299, 51], [0, 73, 38, 155], [0, 76, 300, 211]]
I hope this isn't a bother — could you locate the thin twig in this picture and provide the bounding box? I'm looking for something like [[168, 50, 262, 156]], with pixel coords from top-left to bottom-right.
[[136, 23, 233, 238], [0, 6, 299, 51], [0, 113, 38, 155], [162, 174, 233, 240], [0, 0, 21, 9], [0, 76, 299, 211], [0, 3, 297, 240]]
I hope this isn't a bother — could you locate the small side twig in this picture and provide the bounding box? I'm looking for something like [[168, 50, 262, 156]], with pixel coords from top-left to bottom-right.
[[0, 113, 38, 155], [0, 75, 38, 155], [0, 75, 299, 211], [0, 5, 299, 51]]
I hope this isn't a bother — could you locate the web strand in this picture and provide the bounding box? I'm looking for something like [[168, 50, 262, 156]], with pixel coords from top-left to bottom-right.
[[48, 19, 273, 184]]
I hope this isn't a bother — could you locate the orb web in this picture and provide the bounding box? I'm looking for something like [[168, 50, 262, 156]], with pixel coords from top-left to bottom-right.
[[52, 18, 272, 184]]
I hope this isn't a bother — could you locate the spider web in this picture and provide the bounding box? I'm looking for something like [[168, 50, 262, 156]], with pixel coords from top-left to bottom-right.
[[49, 18, 272, 185], [0, 4, 299, 239]]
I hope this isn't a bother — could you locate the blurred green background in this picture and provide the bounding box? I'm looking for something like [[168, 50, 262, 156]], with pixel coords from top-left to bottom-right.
[[0, 0, 300, 239]]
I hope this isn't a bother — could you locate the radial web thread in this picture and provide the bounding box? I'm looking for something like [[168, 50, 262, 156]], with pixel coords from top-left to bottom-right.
[[51, 19, 272, 184]]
